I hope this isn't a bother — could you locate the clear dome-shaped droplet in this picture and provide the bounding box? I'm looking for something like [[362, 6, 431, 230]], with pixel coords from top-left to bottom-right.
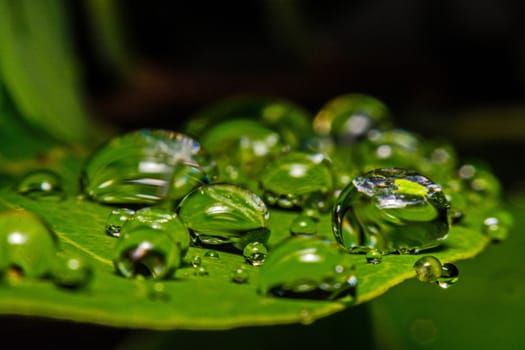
[[113, 227, 181, 280], [365, 249, 383, 264], [258, 236, 358, 302], [313, 93, 391, 144], [289, 215, 317, 236], [191, 255, 202, 268], [122, 207, 190, 256], [231, 265, 249, 284], [17, 169, 65, 202], [0, 209, 59, 278], [105, 208, 135, 237], [193, 266, 209, 276], [333, 168, 450, 254], [82, 129, 217, 205], [243, 242, 268, 266], [260, 152, 333, 209], [437, 262, 459, 289], [185, 96, 313, 149], [204, 250, 220, 259], [413, 256, 442, 283], [177, 184, 270, 251], [51, 252, 94, 289], [483, 210, 513, 242]]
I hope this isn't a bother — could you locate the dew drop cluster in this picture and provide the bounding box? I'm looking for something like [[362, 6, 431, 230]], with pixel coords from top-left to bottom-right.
[[3, 94, 512, 308]]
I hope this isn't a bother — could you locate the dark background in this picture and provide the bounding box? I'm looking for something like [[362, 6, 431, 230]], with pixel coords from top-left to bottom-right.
[[71, 0, 525, 190]]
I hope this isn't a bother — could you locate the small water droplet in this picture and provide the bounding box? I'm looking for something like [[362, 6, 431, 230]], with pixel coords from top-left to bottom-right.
[[333, 168, 450, 253], [289, 215, 317, 236], [193, 266, 209, 276], [260, 152, 333, 210], [51, 252, 94, 289], [17, 169, 65, 201], [299, 309, 314, 325], [258, 236, 357, 302], [365, 249, 383, 264], [191, 255, 202, 267], [413, 256, 442, 283], [177, 184, 270, 251], [82, 129, 217, 205], [231, 266, 249, 284], [105, 208, 135, 237], [204, 250, 220, 259], [147, 282, 171, 302], [113, 227, 181, 280], [243, 242, 268, 266], [0, 209, 58, 278], [437, 262, 459, 289], [483, 210, 513, 242]]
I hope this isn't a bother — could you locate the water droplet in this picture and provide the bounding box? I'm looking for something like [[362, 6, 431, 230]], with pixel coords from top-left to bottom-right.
[[437, 262, 459, 289], [185, 96, 312, 149], [51, 252, 94, 289], [333, 168, 450, 253], [483, 210, 513, 242], [17, 169, 65, 201], [458, 163, 502, 206], [0, 209, 58, 278], [365, 249, 383, 264], [298, 308, 315, 325], [193, 266, 209, 276], [105, 208, 135, 237], [413, 256, 442, 283], [204, 250, 220, 259], [289, 215, 317, 236], [191, 255, 202, 267], [313, 93, 391, 143], [243, 242, 268, 266], [82, 129, 217, 205], [122, 207, 190, 256], [177, 184, 270, 251], [113, 227, 181, 280], [260, 152, 333, 210], [200, 119, 284, 178], [147, 282, 170, 302], [258, 236, 357, 302], [231, 266, 249, 284]]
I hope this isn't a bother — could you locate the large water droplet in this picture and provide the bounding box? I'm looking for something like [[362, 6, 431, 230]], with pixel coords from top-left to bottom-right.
[[243, 242, 268, 266], [51, 252, 94, 289], [105, 208, 135, 237], [313, 93, 391, 143], [17, 169, 65, 202], [333, 168, 450, 253], [258, 236, 357, 302], [177, 184, 270, 251], [413, 256, 442, 283], [0, 209, 58, 278], [82, 129, 217, 205], [122, 207, 190, 256], [113, 227, 181, 280], [260, 152, 333, 210]]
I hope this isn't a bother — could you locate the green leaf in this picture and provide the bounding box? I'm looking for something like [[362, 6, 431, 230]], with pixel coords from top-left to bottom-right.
[[0, 148, 492, 330], [0, 0, 92, 143]]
